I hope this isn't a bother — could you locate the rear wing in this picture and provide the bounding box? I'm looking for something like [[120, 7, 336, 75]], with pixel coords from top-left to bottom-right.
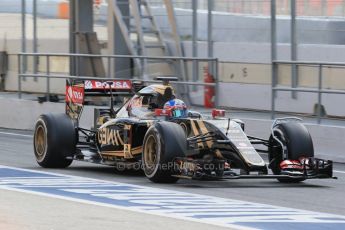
[[84, 79, 133, 96], [65, 79, 143, 121]]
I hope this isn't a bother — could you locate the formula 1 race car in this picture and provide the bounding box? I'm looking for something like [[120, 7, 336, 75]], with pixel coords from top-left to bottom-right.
[[33, 77, 335, 183]]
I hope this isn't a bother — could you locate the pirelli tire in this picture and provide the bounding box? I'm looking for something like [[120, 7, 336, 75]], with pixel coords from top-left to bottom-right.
[[268, 122, 314, 183], [33, 113, 77, 168], [142, 122, 187, 183]]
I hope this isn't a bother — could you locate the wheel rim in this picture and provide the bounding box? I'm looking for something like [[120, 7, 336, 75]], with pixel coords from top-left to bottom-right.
[[143, 134, 158, 175], [34, 124, 47, 162]]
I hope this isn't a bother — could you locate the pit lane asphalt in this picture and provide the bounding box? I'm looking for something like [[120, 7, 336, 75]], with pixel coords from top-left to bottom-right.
[[0, 128, 344, 217]]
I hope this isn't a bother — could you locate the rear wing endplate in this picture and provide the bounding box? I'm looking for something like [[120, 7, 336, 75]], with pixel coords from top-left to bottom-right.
[[65, 79, 141, 121]]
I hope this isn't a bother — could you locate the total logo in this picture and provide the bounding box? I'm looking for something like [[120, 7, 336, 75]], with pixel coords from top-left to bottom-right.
[[66, 86, 84, 104], [154, 108, 172, 116]]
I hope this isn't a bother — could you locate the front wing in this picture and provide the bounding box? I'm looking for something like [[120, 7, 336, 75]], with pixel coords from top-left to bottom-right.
[[173, 157, 336, 180]]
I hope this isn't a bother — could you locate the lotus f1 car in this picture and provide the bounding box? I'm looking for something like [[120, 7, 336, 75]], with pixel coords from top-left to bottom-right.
[[33, 77, 335, 183]]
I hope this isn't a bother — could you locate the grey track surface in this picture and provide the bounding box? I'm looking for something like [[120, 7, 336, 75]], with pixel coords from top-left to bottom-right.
[[0, 188, 227, 230], [0, 128, 344, 220]]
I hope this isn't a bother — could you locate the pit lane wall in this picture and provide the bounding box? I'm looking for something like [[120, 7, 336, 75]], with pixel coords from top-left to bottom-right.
[[0, 97, 344, 163], [4, 41, 345, 117]]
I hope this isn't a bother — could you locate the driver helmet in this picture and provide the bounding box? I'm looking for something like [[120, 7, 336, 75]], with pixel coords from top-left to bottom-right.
[[163, 99, 188, 118]]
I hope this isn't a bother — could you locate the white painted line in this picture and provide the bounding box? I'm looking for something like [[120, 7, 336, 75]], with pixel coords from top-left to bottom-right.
[[0, 131, 32, 138], [0, 165, 345, 230], [0, 165, 252, 230], [0, 186, 252, 230], [231, 116, 345, 129]]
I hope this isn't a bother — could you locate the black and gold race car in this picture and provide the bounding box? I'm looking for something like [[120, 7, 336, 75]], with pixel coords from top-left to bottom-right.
[[33, 77, 335, 183]]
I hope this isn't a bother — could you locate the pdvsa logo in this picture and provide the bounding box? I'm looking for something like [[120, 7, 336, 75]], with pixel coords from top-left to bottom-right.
[[85, 80, 132, 89]]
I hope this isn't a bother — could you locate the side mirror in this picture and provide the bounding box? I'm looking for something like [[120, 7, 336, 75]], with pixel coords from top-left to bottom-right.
[[212, 109, 226, 119]]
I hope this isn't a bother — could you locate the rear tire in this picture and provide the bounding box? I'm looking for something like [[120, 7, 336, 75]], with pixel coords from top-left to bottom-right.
[[142, 122, 187, 183], [33, 113, 76, 168], [268, 122, 314, 183]]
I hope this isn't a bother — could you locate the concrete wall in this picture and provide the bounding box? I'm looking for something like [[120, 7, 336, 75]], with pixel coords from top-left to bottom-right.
[[3, 39, 345, 116], [0, 97, 93, 130], [181, 42, 345, 116]]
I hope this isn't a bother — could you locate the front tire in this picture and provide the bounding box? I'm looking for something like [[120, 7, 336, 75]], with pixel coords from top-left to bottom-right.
[[268, 122, 314, 183], [142, 122, 187, 183], [33, 113, 76, 168]]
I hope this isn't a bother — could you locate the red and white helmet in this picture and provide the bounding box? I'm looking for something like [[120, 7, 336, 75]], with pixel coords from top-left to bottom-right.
[[163, 99, 188, 118]]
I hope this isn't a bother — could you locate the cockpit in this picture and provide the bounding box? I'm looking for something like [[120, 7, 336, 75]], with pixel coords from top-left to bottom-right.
[[116, 84, 176, 119]]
